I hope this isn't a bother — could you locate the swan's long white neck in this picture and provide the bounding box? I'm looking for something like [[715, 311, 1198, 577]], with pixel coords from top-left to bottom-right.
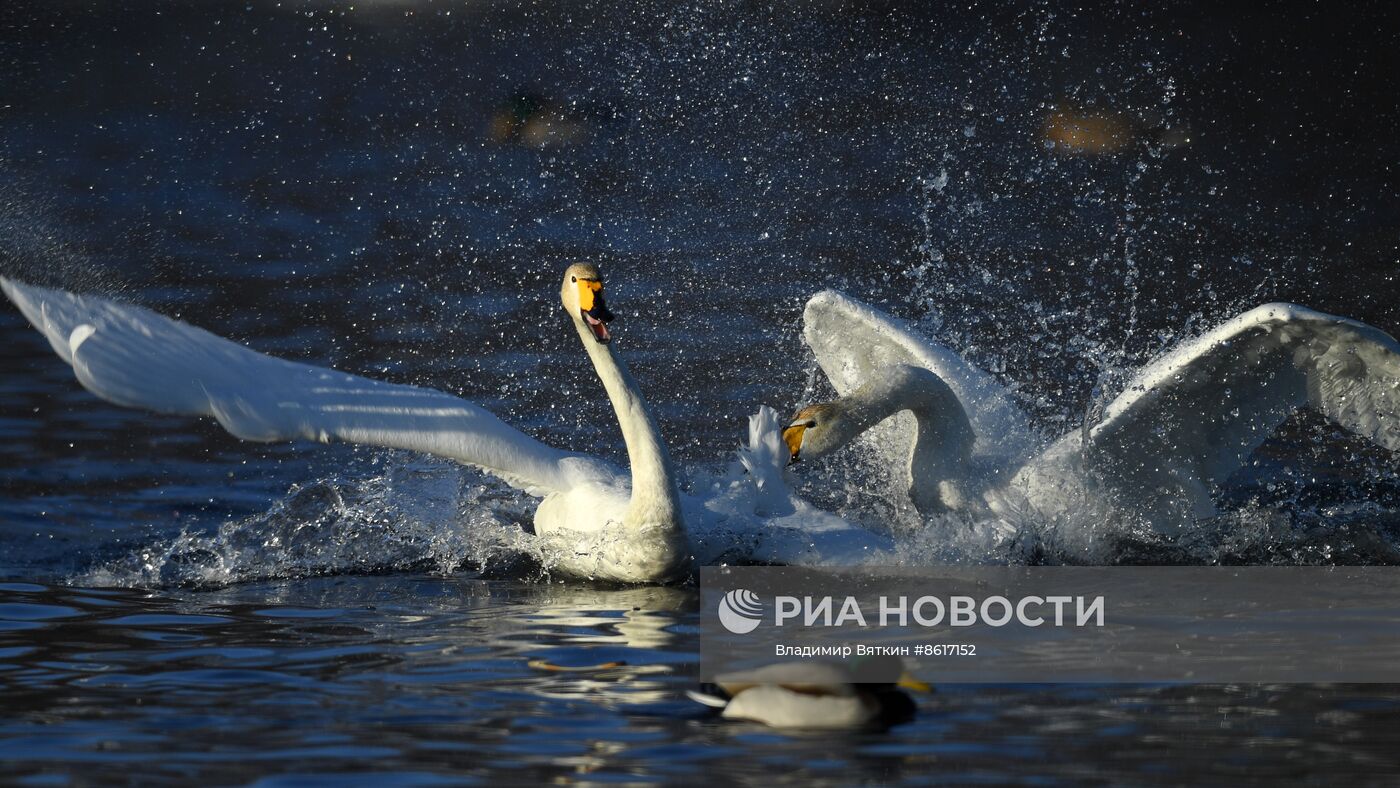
[[833, 365, 976, 514], [575, 321, 683, 528]]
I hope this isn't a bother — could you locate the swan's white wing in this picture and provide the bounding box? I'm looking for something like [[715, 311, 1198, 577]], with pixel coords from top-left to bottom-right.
[[689, 495, 894, 568], [2, 278, 611, 496], [1086, 302, 1400, 517], [732, 405, 794, 515], [802, 290, 1035, 461], [690, 405, 894, 567]]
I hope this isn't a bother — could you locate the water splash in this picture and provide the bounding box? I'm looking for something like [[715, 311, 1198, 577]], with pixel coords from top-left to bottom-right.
[[77, 458, 541, 588]]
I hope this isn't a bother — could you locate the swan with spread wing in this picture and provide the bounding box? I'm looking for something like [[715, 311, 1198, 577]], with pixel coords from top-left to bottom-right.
[[784, 290, 1400, 538], [2, 267, 888, 584]]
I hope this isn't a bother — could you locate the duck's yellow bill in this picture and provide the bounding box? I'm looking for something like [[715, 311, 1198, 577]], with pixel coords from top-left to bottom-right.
[[897, 673, 933, 693]]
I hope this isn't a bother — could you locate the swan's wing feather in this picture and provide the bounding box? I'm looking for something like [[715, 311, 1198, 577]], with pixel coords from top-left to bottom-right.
[[802, 290, 1035, 461], [733, 405, 793, 513], [1087, 302, 1400, 512], [689, 493, 895, 568], [2, 278, 607, 496]]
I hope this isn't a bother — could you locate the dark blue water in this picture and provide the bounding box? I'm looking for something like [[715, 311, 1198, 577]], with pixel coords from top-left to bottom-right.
[[3, 1, 1400, 783]]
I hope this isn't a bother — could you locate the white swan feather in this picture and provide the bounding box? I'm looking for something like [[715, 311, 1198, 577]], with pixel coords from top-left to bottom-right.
[[1083, 301, 1400, 520], [1, 277, 606, 498]]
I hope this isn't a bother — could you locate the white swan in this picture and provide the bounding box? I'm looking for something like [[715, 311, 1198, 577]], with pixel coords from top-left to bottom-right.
[[785, 290, 1400, 539], [1, 269, 889, 584]]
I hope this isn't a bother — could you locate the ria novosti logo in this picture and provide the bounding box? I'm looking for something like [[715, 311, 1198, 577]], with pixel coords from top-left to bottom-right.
[[715, 589, 1106, 633], [717, 589, 764, 634]]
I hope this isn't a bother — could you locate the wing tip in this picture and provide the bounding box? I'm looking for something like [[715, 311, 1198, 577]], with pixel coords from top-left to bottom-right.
[[804, 288, 853, 313], [804, 288, 904, 327], [1, 276, 26, 307], [803, 289, 870, 341], [1250, 301, 1309, 323], [749, 404, 783, 435]]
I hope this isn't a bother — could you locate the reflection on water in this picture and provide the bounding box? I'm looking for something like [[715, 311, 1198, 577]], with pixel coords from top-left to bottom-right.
[[0, 578, 704, 783], [3, 579, 1400, 783]]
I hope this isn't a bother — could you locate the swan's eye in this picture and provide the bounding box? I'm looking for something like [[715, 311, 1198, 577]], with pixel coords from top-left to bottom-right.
[[571, 275, 577, 283]]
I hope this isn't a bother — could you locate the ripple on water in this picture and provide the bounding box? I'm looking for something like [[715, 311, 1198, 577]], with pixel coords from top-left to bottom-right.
[[0, 603, 80, 621], [0, 579, 1396, 783], [253, 607, 347, 619], [103, 613, 234, 627], [0, 583, 47, 593]]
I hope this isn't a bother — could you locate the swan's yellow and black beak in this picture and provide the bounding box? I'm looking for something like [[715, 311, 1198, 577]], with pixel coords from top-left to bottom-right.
[[782, 420, 811, 465], [576, 277, 614, 343], [784, 404, 833, 465]]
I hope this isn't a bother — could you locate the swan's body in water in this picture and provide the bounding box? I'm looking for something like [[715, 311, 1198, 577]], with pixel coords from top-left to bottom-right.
[[785, 291, 1400, 546], [1, 270, 887, 584]]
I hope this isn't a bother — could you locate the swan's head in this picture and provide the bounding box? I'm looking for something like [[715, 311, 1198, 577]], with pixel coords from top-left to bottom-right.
[[782, 402, 842, 465], [560, 262, 615, 343]]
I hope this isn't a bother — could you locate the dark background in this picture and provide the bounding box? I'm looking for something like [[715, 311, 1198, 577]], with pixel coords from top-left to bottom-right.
[[3, 1, 1396, 387]]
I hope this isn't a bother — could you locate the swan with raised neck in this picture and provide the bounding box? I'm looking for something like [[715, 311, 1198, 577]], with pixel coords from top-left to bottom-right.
[[0, 269, 903, 585], [536, 262, 691, 582]]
